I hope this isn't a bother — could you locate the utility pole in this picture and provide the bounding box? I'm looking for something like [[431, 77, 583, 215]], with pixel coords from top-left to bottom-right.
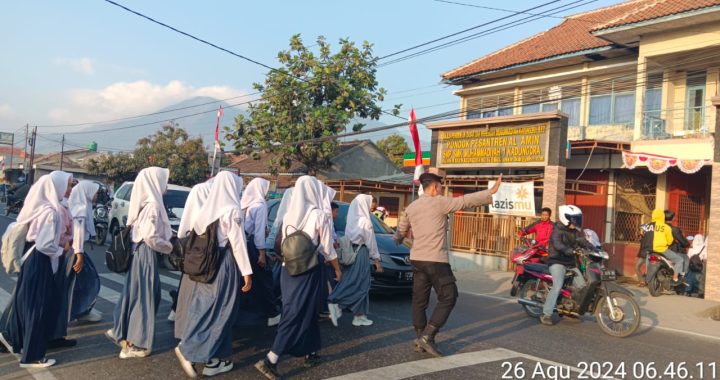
[[28, 126, 37, 184], [23, 124, 28, 177], [60, 135, 65, 171]]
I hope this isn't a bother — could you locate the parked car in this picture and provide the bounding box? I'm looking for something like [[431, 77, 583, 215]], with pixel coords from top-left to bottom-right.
[[267, 199, 413, 292], [109, 181, 191, 269]]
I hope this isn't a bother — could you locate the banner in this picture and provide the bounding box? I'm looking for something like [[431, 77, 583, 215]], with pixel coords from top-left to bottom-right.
[[488, 181, 536, 216], [622, 150, 711, 174]]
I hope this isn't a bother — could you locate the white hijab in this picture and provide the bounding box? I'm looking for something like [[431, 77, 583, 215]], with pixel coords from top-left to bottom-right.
[[192, 171, 244, 234], [345, 194, 376, 245], [274, 187, 294, 231], [177, 179, 213, 238], [282, 176, 327, 237], [17, 171, 72, 227], [127, 167, 172, 240], [318, 180, 337, 218], [68, 180, 100, 236], [688, 234, 707, 259], [240, 178, 269, 212]]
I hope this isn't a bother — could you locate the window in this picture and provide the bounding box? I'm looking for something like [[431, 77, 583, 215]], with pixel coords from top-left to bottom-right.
[[589, 77, 636, 125], [541, 102, 558, 112], [115, 184, 132, 201], [561, 98, 580, 127], [685, 71, 706, 131], [466, 93, 514, 119], [522, 84, 581, 117], [522, 104, 540, 114]]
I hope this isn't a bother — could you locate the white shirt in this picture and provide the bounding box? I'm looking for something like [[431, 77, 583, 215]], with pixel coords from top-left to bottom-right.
[[132, 204, 173, 254], [244, 203, 268, 250], [72, 217, 88, 254], [26, 208, 64, 273], [294, 209, 337, 262], [350, 218, 381, 261], [217, 208, 253, 276]]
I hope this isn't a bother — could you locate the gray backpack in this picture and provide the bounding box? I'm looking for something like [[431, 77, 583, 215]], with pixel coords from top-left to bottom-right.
[[281, 213, 319, 276]]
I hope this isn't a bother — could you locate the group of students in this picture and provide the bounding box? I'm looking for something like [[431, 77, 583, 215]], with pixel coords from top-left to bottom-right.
[[0, 171, 103, 368], [0, 167, 382, 379]]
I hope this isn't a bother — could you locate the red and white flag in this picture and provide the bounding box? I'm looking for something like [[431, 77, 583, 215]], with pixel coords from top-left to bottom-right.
[[408, 108, 424, 183], [214, 105, 223, 151]]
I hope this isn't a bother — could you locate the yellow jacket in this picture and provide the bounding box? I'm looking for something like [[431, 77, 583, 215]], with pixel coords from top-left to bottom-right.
[[651, 209, 673, 253]]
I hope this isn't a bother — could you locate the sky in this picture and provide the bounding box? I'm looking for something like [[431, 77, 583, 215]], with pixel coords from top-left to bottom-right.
[[0, 0, 622, 150]]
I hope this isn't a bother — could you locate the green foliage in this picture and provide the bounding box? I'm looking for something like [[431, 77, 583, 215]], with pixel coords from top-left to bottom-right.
[[85, 124, 209, 187], [376, 134, 410, 167], [225, 34, 400, 175]]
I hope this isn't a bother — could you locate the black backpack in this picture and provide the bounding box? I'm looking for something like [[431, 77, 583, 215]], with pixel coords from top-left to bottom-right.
[[106, 225, 133, 273], [181, 220, 221, 284], [281, 220, 319, 276]]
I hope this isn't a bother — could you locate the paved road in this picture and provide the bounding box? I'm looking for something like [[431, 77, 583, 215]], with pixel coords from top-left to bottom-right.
[[0, 210, 718, 380]]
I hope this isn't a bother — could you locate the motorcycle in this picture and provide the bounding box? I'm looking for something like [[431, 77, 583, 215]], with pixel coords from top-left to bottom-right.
[[516, 248, 641, 338], [645, 253, 684, 297], [5, 197, 23, 216], [509, 236, 548, 296], [93, 202, 110, 245]]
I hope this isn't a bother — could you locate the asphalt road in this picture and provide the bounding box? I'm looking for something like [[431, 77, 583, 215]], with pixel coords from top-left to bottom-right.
[[0, 209, 718, 380]]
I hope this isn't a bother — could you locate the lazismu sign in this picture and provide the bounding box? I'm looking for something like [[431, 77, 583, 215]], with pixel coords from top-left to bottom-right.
[[488, 181, 536, 217]]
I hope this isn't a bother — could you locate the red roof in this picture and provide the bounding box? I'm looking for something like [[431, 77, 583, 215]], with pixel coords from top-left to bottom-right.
[[443, 0, 720, 82], [0, 146, 26, 158]]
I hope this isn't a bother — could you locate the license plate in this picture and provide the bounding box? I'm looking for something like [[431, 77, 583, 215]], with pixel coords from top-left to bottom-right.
[[403, 272, 414, 281], [601, 269, 617, 281]]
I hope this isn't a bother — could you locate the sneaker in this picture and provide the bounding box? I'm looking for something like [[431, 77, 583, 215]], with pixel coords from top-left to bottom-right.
[[119, 346, 150, 359], [168, 310, 176, 322], [48, 338, 77, 349], [77, 309, 103, 323], [540, 314, 554, 326], [19, 358, 56, 369], [267, 314, 281, 327], [328, 303, 342, 327], [175, 346, 197, 378], [352, 315, 373, 327], [203, 359, 233, 377], [255, 358, 282, 380], [0, 332, 15, 354]]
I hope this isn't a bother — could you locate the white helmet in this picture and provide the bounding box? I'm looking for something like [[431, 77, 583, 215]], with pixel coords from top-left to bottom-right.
[[558, 205, 583, 228]]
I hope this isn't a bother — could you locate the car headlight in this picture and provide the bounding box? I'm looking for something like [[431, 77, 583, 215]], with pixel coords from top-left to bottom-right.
[[96, 207, 107, 218]]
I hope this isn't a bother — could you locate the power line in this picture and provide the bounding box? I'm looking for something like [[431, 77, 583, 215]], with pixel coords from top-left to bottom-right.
[[432, 0, 602, 23]]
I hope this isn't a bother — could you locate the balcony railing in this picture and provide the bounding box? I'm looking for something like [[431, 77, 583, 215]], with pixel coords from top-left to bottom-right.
[[640, 113, 711, 141]]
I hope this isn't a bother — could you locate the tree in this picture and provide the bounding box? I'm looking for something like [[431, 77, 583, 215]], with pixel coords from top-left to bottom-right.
[[225, 34, 400, 175], [85, 124, 209, 187], [377, 134, 410, 168]]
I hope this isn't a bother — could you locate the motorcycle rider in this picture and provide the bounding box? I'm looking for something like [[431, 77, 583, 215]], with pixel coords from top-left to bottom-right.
[[519, 207, 553, 247], [652, 209, 688, 285], [664, 210, 690, 254], [541, 205, 595, 326]]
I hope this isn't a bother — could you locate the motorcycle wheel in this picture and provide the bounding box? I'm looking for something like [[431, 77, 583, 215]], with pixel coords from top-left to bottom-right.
[[595, 292, 641, 338], [95, 227, 107, 245], [648, 275, 663, 297], [518, 279, 546, 319]]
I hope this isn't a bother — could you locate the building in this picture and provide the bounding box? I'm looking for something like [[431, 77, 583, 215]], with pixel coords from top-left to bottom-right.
[[32, 149, 109, 183], [0, 146, 28, 183], [434, 0, 720, 300]]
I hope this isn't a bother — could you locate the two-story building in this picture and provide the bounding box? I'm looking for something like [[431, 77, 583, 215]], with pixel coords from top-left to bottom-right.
[[431, 0, 720, 300]]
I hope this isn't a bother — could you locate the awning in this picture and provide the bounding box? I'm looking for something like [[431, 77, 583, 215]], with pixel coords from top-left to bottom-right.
[[622, 151, 711, 174]]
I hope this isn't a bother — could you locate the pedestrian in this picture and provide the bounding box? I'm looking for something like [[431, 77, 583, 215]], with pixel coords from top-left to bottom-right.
[[651, 209, 688, 285], [106, 167, 174, 359], [637, 222, 655, 286], [518, 207, 553, 247], [174, 171, 253, 378], [0, 171, 73, 368], [266, 187, 294, 305], [255, 176, 342, 380], [394, 172, 501, 357], [172, 179, 214, 330], [686, 234, 707, 298], [328, 194, 383, 327], [239, 178, 280, 327]]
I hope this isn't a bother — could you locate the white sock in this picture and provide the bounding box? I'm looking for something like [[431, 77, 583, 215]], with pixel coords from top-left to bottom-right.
[[267, 351, 279, 364]]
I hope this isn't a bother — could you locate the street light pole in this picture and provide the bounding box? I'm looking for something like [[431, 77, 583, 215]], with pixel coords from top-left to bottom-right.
[[60, 135, 65, 171]]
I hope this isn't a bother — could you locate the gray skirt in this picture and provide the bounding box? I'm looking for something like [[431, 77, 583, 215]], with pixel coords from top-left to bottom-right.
[[328, 245, 371, 315], [177, 248, 241, 363], [111, 243, 160, 350]]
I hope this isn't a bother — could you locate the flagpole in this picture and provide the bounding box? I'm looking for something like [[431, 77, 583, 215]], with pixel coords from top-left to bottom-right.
[[211, 145, 218, 177], [210, 105, 223, 177]]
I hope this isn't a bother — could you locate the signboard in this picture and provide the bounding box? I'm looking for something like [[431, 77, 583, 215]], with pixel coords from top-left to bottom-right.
[[0, 132, 12, 146], [488, 181, 536, 216], [403, 151, 430, 167], [437, 123, 549, 168]]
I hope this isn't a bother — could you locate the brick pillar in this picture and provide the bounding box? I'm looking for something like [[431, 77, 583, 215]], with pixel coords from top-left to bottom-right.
[[543, 165, 566, 219], [706, 164, 720, 301]]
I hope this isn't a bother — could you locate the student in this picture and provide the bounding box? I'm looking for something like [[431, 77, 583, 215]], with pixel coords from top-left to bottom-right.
[[0, 171, 73, 368], [328, 194, 383, 327], [266, 187, 294, 304], [240, 178, 279, 326], [67, 181, 103, 323], [107, 167, 174, 359], [255, 176, 342, 380], [175, 171, 253, 378], [172, 179, 214, 330]]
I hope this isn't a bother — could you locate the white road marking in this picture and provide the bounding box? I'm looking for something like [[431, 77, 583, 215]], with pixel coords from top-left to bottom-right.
[[325, 347, 618, 380]]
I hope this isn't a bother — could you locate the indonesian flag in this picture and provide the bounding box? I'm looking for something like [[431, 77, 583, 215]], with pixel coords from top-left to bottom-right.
[[408, 108, 424, 183], [214, 105, 223, 151]]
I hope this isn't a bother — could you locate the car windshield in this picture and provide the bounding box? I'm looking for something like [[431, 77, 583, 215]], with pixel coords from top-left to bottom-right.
[[163, 190, 189, 219]]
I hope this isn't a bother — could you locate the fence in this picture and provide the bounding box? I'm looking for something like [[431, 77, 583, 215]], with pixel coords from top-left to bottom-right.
[[450, 211, 535, 270]]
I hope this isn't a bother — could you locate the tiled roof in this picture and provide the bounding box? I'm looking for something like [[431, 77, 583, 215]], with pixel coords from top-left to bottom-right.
[[443, 0, 720, 82], [0, 147, 26, 158], [228, 153, 307, 174], [594, 0, 720, 31]]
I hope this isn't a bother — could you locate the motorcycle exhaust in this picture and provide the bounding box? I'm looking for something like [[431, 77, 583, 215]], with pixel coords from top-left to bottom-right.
[[518, 298, 542, 308]]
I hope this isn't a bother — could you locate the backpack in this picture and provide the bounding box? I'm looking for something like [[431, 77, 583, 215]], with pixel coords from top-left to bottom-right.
[[105, 225, 133, 273], [281, 214, 319, 276], [689, 248, 705, 273], [181, 220, 221, 284], [336, 235, 359, 266], [1, 222, 29, 274]]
